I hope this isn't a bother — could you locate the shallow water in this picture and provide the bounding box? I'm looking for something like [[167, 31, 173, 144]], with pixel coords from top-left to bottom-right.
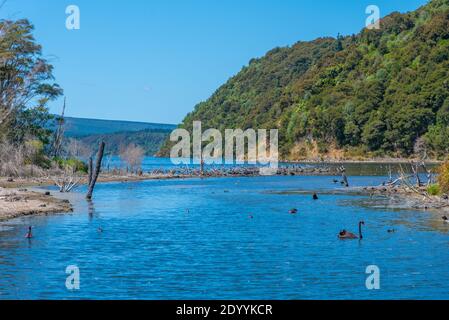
[[0, 174, 448, 300]]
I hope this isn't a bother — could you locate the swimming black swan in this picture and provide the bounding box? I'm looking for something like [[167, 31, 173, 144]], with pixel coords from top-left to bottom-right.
[[339, 221, 365, 239]]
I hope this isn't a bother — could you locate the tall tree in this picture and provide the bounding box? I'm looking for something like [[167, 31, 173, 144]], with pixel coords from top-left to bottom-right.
[[0, 19, 62, 126]]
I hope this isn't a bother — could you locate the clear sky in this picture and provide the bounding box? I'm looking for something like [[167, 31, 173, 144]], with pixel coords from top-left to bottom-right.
[[1, 0, 428, 124]]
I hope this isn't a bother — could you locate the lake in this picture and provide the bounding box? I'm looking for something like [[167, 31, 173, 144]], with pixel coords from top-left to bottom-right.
[[0, 160, 448, 299]]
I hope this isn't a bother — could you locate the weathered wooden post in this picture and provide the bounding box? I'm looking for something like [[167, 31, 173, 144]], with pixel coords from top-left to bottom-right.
[[86, 141, 105, 200], [87, 156, 93, 186]]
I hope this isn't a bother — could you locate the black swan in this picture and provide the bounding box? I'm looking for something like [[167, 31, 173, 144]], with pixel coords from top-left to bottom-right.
[[339, 221, 365, 239]]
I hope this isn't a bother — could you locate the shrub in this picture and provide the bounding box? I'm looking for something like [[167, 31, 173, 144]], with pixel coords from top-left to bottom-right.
[[437, 160, 449, 194], [427, 184, 441, 196], [54, 157, 88, 173]]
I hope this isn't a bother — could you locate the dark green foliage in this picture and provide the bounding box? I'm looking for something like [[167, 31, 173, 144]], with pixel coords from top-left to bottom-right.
[[8, 105, 54, 146], [160, 0, 449, 159]]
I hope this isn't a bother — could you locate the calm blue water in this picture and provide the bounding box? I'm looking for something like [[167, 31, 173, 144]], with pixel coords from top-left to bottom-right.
[[0, 173, 448, 299]]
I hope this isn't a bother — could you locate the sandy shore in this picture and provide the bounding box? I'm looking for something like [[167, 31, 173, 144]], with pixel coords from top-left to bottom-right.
[[0, 188, 73, 222]]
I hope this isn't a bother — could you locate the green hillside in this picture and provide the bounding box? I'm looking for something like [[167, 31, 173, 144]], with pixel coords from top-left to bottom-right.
[[159, 0, 449, 160]]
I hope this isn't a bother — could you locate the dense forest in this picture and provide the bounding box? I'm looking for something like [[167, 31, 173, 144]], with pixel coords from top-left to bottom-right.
[[160, 0, 449, 160]]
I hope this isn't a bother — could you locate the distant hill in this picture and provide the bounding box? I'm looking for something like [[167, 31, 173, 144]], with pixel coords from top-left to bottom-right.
[[51, 116, 177, 156], [50, 116, 176, 138], [78, 128, 172, 156], [159, 0, 449, 160]]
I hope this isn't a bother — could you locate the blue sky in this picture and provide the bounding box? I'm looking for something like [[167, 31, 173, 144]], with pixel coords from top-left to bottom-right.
[[1, 0, 427, 124]]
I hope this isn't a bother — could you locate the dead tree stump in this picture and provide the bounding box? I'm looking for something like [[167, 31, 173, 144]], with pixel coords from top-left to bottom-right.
[[86, 141, 105, 200]]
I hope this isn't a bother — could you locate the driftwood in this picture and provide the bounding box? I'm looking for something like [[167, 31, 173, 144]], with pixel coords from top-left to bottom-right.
[[338, 166, 349, 187], [410, 161, 422, 187], [52, 166, 82, 193], [86, 141, 105, 200], [420, 161, 433, 186], [398, 164, 431, 199]]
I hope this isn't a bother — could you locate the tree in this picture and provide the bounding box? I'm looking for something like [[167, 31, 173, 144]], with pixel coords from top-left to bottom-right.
[[362, 118, 386, 151], [0, 19, 62, 125], [424, 124, 449, 158], [65, 138, 92, 161], [119, 143, 144, 174]]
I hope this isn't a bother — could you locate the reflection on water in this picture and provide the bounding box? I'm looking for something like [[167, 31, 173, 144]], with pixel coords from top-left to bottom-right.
[[0, 174, 448, 300], [87, 200, 96, 220]]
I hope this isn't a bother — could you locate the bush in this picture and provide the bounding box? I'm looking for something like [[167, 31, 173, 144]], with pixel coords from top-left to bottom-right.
[[437, 160, 449, 194], [427, 184, 441, 196], [24, 139, 52, 169], [0, 139, 50, 177], [54, 157, 88, 173]]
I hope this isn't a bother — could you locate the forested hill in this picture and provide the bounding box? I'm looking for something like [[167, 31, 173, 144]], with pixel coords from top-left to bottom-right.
[[49, 117, 175, 138], [159, 0, 449, 160], [54, 117, 176, 156]]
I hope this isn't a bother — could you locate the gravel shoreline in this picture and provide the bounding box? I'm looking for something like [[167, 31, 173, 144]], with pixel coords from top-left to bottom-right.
[[0, 188, 73, 222]]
